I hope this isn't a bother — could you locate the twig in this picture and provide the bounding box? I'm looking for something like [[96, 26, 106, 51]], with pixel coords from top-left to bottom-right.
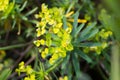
[[35, 0, 41, 7], [25, 56, 36, 66], [99, 62, 109, 77], [8, 44, 33, 79], [11, 44, 33, 69], [97, 65, 108, 80], [11, 56, 36, 80], [16, 73, 26, 80]]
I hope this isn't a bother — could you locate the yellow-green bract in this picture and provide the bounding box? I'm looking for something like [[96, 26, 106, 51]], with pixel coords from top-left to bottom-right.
[[34, 4, 73, 65]]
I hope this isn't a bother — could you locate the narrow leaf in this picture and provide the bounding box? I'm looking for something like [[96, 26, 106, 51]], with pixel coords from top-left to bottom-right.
[[63, 16, 68, 29], [73, 11, 79, 29], [71, 11, 79, 36], [79, 28, 98, 41], [77, 50, 92, 63], [74, 23, 85, 37], [72, 52, 81, 79], [19, 1, 28, 12], [25, 7, 38, 16], [0, 68, 11, 80], [80, 22, 97, 38], [79, 42, 102, 47]]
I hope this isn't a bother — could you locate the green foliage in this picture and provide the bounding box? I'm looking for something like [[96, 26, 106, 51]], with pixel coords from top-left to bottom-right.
[[0, 68, 11, 80], [100, 0, 120, 80], [0, 0, 116, 80]]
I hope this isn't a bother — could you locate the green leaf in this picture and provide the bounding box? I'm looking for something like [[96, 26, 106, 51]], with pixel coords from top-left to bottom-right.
[[19, 1, 28, 12], [72, 52, 81, 79], [71, 11, 79, 36], [61, 54, 70, 70], [74, 23, 85, 37], [66, 2, 75, 13], [63, 16, 68, 29], [0, 68, 11, 80], [79, 42, 102, 47], [73, 11, 79, 29], [61, 55, 70, 76], [79, 28, 98, 41], [12, 20, 16, 29], [77, 50, 92, 63], [80, 22, 97, 38], [68, 63, 73, 80], [25, 7, 38, 16]]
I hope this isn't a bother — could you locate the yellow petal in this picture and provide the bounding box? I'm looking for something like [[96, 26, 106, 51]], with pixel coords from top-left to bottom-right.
[[65, 11, 74, 17]]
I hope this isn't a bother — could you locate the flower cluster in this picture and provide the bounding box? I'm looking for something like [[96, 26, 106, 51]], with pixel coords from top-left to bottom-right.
[[83, 29, 112, 54], [59, 76, 68, 80], [98, 29, 112, 40], [34, 4, 73, 64], [83, 42, 108, 54], [16, 62, 35, 80], [0, 0, 9, 12]]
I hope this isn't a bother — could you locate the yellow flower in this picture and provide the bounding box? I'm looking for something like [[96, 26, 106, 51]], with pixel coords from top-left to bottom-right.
[[64, 76, 68, 80], [24, 74, 35, 80], [19, 61, 25, 70], [41, 28, 46, 35], [0, 0, 9, 11], [44, 48, 49, 54], [57, 31, 63, 37], [59, 51, 66, 57], [41, 48, 49, 58], [61, 41, 67, 47], [66, 22, 72, 33], [66, 43, 73, 51], [16, 61, 25, 75], [39, 21, 46, 27], [61, 33, 71, 47], [40, 39, 45, 45], [0, 50, 6, 60], [59, 76, 68, 80], [102, 42, 107, 49], [53, 27, 59, 34], [41, 3, 48, 13], [36, 28, 41, 37], [16, 62, 35, 80], [48, 19, 55, 25], [26, 66, 33, 75], [36, 28, 46, 37], [30, 74, 35, 80], [49, 53, 59, 64], [41, 51, 46, 58], [33, 40, 41, 47], [34, 39, 45, 47], [99, 29, 112, 39], [24, 77, 30, 80], [56, 23, 63, 28]]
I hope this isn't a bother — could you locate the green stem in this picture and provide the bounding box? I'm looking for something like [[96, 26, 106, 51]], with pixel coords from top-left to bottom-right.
[[111, 43, 120, 80], [97, 65, 108, 80], [0, 43, 28, 50], [46, 59, 63, 73]]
